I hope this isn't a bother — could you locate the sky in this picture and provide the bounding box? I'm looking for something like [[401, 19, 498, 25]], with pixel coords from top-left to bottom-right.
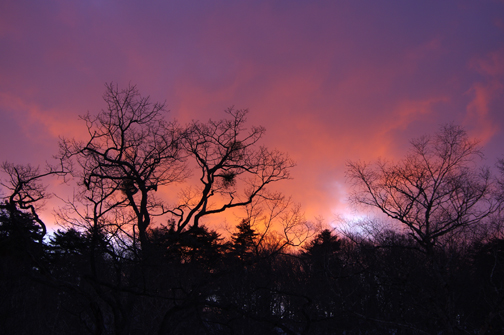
[[1, 0, 504, 229]]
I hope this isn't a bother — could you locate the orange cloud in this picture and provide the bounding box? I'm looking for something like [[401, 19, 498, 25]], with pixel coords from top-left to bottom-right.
[[0, 92, 86, 140]]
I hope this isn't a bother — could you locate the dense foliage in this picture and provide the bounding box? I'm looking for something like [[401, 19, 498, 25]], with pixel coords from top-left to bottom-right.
[[2, 210, 504, 334]]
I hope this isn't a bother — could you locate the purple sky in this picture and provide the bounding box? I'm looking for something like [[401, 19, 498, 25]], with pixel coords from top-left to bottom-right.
[[1, 0, 504, 227]]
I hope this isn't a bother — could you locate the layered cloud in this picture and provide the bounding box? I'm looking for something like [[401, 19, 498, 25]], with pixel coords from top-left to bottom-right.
[[1, 0, 503, 227]]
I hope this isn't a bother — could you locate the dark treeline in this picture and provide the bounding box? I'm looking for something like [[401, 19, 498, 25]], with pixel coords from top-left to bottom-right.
[[1, 84, 504, 334]]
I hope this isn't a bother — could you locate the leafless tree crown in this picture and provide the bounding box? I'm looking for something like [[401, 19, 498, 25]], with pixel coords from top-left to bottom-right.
[[347, 124, 498, 253]]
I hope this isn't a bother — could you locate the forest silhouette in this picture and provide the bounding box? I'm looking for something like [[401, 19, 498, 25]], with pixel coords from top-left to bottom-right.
[[1, 84, 504, 334]]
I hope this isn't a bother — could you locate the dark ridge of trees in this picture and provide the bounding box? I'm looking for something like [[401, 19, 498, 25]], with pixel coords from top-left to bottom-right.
[[2, 85, 504, 334]]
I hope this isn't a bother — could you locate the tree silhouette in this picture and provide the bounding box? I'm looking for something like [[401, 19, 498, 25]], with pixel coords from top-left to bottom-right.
[[60, 83, 186, 252], [346, 124, 503, 334], [169, 108, 295, 232], [230, 219, 258, 259], [347, 124, 497, 255], [5, 85, 504, 335], [1, 162, 67, 242]]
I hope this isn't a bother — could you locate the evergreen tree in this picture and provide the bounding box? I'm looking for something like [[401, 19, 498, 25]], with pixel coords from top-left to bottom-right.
[[230, 219, 258, 259]]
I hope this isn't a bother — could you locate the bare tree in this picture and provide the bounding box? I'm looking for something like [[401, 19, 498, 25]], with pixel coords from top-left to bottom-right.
[[169, 108, 295, 232], [60, 85, 294, 255], [1, 162, 67, 242], [225, 193, 316, 260], [60, 83, 186, 251], [347, 124, 497, 255]]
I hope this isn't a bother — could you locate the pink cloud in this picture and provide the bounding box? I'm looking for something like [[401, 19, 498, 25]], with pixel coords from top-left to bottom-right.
[[0, 92, 87, 141], [464, 49, 504, 143], [2, 0, 504, 228]]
